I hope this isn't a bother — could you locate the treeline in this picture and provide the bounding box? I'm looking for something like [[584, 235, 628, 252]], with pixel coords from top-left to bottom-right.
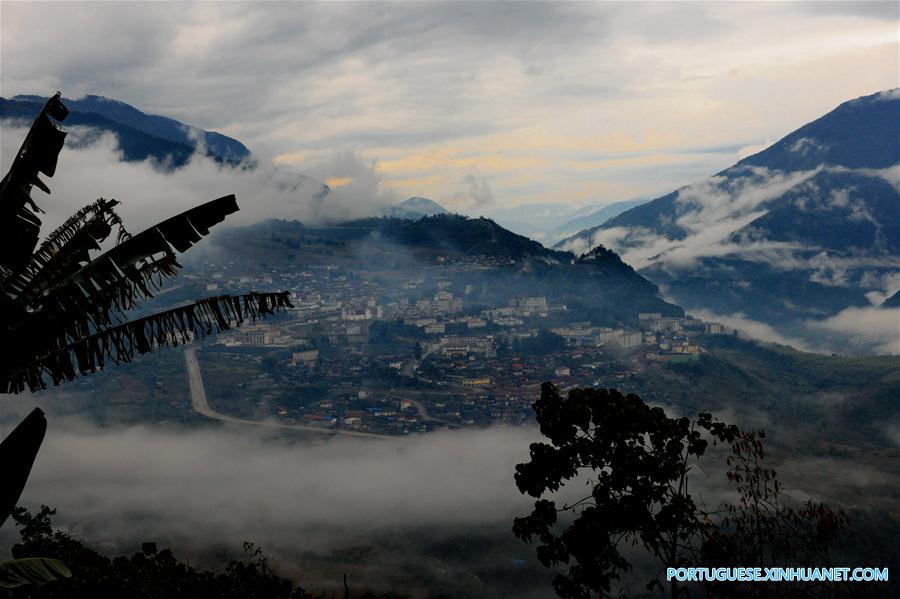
[[3, 506, 400, 599]]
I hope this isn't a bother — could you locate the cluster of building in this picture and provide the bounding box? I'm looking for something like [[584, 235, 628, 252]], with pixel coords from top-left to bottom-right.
[[183, 257, 733, 434], [636, 313, 729, 362], [550, 323, 643, 349]]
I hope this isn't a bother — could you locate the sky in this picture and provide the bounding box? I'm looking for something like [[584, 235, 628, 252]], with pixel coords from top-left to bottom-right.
[[2, 1, 898, 214]]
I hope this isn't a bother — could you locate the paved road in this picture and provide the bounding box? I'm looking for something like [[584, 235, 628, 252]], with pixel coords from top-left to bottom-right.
[[408, 398, 458, 428], [183, 346, 387, 439], [382, 390, 459, 428]]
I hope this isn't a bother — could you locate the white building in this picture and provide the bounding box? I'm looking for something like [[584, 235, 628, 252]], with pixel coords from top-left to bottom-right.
[[619, 331, 643, 348], [510, 296, 548, 312], [424, 322, 446, 335], [705, 322, 726, 335], [293, 349, 319, 364]]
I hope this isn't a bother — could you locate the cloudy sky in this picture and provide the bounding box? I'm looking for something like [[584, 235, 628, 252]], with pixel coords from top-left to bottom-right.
[[1, 1, 898, 212]]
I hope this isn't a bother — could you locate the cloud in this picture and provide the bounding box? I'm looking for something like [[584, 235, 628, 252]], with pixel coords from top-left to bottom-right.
[[1, 413, 542, 557], [2, 2, 896, 210], [560, 166, 900, 299], [3, 391, 894, 593], [687, 308, 819, 352], [685, 304, 900, 357], [863, 271, 900, 305], [0, 125, 390, 233], [303, 148, 398, 211], [452, 171, 495, 208], [559, 166, 818, 268], [805, 306, 900, 355], [674, 167, 817, 231]]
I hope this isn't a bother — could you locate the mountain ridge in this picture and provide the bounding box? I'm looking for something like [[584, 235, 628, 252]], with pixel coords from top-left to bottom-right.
[[552, 88, 900, 354], [215, 213, 684, 326], [1, 94, 251, 166], [557, 89, 899, 250]]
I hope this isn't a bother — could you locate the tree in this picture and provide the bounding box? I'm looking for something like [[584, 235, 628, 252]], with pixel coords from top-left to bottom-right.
[[0, 94, 291, 529], [513, 383, 738, 598], [699, 430, 850, 597], [495, 335, 511, 358], [513, 329, 566, 356], [514, 383, 852, 599]]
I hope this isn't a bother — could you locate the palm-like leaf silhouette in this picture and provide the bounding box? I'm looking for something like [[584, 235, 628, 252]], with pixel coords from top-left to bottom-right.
[[0, 93, 292, 526]]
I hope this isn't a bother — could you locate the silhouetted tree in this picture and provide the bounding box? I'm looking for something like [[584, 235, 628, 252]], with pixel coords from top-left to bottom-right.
[[0, 94, 291, 529], [514, 383, 853, 599], [700, 430, 850, 597], [513, 383, 739, 597]]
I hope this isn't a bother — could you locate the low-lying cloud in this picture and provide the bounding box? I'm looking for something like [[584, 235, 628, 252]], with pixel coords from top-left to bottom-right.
[[2, 390, 897, 593], [557, 163, 900, 355], [453, 171, 495, 208], [686, 308, 819, 353], [805, 305, 900, 356], [560, 165, 869, 270], [12, 417, 540, 549], [0, 124, 390, 234], [687, 306, 900, 356], [561, 164, 900, 272]]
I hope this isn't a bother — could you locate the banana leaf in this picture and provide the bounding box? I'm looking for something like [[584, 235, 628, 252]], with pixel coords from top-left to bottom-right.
[[2, 292, 293, 393], [0, 93, 68, 277], [0, 408, 46, 528], [25, 194, 237, 305], [8, 198, 126, 298], [0, 557, 71, 588]]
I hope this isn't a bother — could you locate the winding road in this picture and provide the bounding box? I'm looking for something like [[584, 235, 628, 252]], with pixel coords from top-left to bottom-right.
[[183, 346, 387, 439]]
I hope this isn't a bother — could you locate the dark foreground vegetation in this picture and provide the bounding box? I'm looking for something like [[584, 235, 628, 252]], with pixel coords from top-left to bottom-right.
[[513, 384, 889, 598], [4, 507, 410, 599], [5, 383, 892, 598], [4, 505, 307, 598], [0, 93, 291, 596]]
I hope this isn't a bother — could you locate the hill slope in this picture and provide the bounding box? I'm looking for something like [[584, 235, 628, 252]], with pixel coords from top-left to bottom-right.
[[550, 199, 649, 241], [214, 214, 683, 326], [1, 94, 251, 166], [555, 89, 900, 353]]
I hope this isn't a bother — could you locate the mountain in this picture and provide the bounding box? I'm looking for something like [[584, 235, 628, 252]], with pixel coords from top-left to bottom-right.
[[1, 94, 251, 167], [479, 202, 616, 241], [214, 214, 683, 326], [481, 199, 650, 244], [555, 89, 900, 353], [883, 291, 900, 308], [550, 199, 649, 241], [381, 197, 449, 219]]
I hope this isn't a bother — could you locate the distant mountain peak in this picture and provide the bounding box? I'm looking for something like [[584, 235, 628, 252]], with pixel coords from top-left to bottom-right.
[[557, 87, 900, 252], [735, 87, 899, 172], [856, 87, 899, 103], [552, 88, 900, 354], [380, 197, 448, 220], [398, 197, 447, 214]]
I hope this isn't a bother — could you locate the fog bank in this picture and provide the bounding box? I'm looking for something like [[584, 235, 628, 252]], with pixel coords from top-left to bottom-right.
[[10, 419, 540, 549]]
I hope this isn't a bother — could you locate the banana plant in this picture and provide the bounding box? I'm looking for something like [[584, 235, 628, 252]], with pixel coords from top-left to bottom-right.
[[0, 93, 292, 531], [0, 557, 71, 588]]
